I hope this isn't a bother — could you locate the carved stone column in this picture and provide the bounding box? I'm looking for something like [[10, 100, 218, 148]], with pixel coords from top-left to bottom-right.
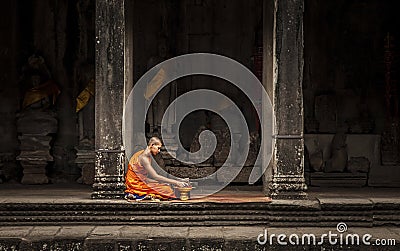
[[92, 0, 125, 199], [268, 0, 308, 199]]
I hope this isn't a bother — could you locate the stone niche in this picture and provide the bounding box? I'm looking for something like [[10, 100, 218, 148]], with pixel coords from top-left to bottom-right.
[[133, 0, 263, 185], [304, 134, 382, 187], [75, 138, 95, 185], [162, 124, 261, 184], [0, 153, 19, 183], [16, 109, 58, 184]]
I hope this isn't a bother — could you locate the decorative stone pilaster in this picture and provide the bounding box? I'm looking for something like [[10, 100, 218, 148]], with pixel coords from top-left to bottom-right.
[[269, 0, 307, 199], [75, 139, 95, 185], [16, 110, 57, 184], [92, 0, 126, 199], [92, 149, 125, 199]]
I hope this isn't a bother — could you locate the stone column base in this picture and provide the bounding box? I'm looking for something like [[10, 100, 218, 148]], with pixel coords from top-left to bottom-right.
[[92, 175, 125, 199], [269, 175, 308, 199], [21, 173, 49, 184], [92, 150, 125, 199]]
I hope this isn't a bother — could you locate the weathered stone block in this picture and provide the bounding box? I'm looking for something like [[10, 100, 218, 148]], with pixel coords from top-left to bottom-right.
[[0, 238, 21, 251], [348, 157, 370, 173], [167, 166, 216, 179], [83, 239, 115, 251], [163, 159, 173, 166], [189, 239, 224, 251], [16, 110, 57, 135], [80, 163, 95, 185], [244, 132, 261, 166], [135, 238, 186, 251], [315, 94, 337, 133], [154, 154, 165, 168], [20, 166, 47, 174], [17, 151, 53, 162], [116, 241, 133, 251], [216, 166, 251, 183], [310, 172, 367, 187], [232, 166, 253, 183], [18, 135, 52, 151], [21, 173, 48, 184], [160, 151, 172, 159]]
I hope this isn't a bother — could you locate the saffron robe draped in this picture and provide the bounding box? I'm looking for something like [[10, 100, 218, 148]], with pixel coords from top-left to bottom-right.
[[124, 150, 176, 199]]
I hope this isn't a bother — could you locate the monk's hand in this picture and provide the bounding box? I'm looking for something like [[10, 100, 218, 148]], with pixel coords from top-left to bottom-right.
[[178, 177, 190, 184], [174, 180, 188, 187]]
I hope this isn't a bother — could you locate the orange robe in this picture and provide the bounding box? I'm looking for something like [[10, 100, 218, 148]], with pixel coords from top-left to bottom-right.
[[125, 150, 176, 200]]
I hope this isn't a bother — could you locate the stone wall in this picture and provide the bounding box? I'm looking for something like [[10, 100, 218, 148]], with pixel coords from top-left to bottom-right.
[[303, 0, 400, 187], [131, 0, 263, 149], [2, 0, 399, 186], [303, 0, 400, 135], [130, 0, 263, 184], [0, 0, 95, 183], [0, 2, 19, 183]]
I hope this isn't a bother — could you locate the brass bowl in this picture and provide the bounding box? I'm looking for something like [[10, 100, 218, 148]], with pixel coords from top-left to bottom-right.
[[176, 186, 193, 201]]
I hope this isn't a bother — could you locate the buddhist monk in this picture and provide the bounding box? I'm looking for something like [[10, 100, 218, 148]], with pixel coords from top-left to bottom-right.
[[125, 137, 189, 201]]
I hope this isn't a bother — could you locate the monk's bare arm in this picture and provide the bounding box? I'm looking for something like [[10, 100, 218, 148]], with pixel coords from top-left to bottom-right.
[[140, 156, 181, 185], [146, 177, 158, 183]]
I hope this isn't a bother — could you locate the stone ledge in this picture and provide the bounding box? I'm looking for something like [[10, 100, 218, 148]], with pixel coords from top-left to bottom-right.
[[0, 198, 399, 227], [0, 226, 399, 251]]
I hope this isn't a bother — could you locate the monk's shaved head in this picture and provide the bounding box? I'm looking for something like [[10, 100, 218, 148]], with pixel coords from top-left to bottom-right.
[[148, 137, 162, 146]]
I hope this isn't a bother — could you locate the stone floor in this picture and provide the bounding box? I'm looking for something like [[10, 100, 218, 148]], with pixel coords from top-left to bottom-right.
[[0, 183, 271, 203], [0, 183, 399, 203]]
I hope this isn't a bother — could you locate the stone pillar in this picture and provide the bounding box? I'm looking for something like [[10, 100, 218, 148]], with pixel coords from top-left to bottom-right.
[[268, 0, 308, 199], [0, 1, 18, 183], [92, 0, 125, 199], [261, 0, 274, 196]]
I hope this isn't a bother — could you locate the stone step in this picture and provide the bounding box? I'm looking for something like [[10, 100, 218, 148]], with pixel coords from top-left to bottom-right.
[[0, 226, 399, 251], [0, 200, 400, 227]]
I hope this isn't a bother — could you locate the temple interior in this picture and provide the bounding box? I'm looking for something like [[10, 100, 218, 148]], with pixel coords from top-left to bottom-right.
[[0, 0, 400, 190]]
